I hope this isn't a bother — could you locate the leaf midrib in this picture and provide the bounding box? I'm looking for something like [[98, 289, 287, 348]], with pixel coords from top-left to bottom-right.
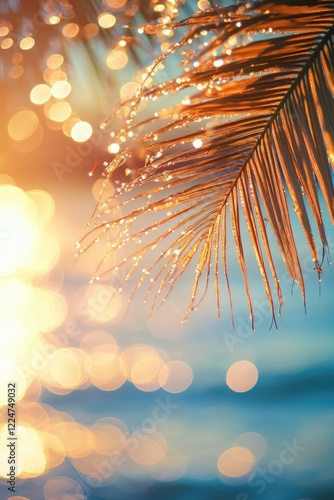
[[221, 21, 334, 209]]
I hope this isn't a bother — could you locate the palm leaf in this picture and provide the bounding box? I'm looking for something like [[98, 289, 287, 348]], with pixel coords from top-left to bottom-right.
[[80, 0, 334, 328]]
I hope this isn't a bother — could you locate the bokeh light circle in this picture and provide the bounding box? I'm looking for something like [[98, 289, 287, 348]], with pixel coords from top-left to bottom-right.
[[8, 110, 39, 141], [30, 84, 52, 105], [71, 121, 93, 142], [159, 361, 193, 393], [217, 447, 254, 477], [226, 360, 258, 393], [233, 432, 268, 462]]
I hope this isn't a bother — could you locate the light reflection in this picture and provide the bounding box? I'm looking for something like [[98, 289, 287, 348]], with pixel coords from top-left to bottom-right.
[[12, 123, 44, 153], [48, 421, 95, 458], [108, 142, 121, 154], [0, 183, 66, 410], [30, 84, 52, 105], [10, 65, 24, 79], [43, 68, 68, 85], [74, 284, 122, 323], [62, 23, 80, 38], [217, 446, 254, 478], [158, 360, 193, 393], [26, 190, 55, 226], [226, 360, 258, 393], [92, 422, 125, 455], [91, 178, 115, 201], [46, 53, 64, 69], [43, 476, 85, 499], [62, 116, 81, 137], [47, 15, 61, 25], [0, 178, 194, 484], [149, 451, 188, 481], [131, 354, 165, 391], [233, 432, 268, 462], [42, 431, 66, 469], [19, 37, 35, 50], [0, 425, 46, 478], [8, 110, 39, 141], [106, 49, 128, 70], [47, 101, 72, 122], [126, 429, 167, 465], [98, 13, 116, 29], [82, 23, 99, 37], [120, 81, 141, 100], [46, 348, 89, 390], [193, 138, 203, 148], [0, 26, 10, 37], [1, 37, 13, 49], [106, 0, 127, 8], [0, 185, 38, 275], [51, 80, 72, 99], [121, 344, 168, 384], [22, 288, 67, 332], [90, 350, 127, 391], [71, 121, 93, 142]]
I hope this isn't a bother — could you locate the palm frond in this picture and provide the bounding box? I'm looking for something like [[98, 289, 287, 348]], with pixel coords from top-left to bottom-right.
[[80, 0, 334, 328]]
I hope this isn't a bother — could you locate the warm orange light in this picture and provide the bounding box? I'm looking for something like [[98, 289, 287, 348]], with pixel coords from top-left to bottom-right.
[[90, 351, 127, 391], [22, 288, 67, 332], [0, 425, 46, 478], [131, 354, 164, 391], [41, 431, 66, 469], [105, 0, 127, 8], [44, 476, 85, 499], [43, 68, 67, 85], [233, 432, 268, 462], [62, 23, 80, 38], [10, 65, 24, 79], [30, 84, 52, 105], [62, 116, 80, 137], [26, 190, 55, 226], [47, 348, 89, 390], [74, 284, 122, 323], [47, 15, 61, 25], [46, 53, 64, 69], [80, 330, 118, 354], [8, 110, 39, 141], [19, 37, 35, 50], [198, 0, 211, 10], [226, 360, 258, 393], [106, 49, 128, 70], [0, 26, 10, 37], [217, 447, 254, 477], [49, 421, 95, 458], [107, 142, 120, 154], [92, 422, 125, 455], [70, 121, 93, 142], [82, 23, 99, 37], [51, 80, 71, 99], [47, 101, 72, 122], [1, 37, 13, 49], [91, 178, 115, 201], [158, 360, 193, 393], [98, 13, 116, 29], [120, 81, 141, 100], [0, 185, 39, 274], [127, 430, 167, 465]]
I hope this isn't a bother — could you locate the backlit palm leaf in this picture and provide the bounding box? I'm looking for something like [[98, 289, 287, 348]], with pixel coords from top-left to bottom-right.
[[81, 0, 334, 328]]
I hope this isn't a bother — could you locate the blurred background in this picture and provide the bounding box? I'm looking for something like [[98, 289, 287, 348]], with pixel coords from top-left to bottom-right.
[[0, 1, 333, 499]]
